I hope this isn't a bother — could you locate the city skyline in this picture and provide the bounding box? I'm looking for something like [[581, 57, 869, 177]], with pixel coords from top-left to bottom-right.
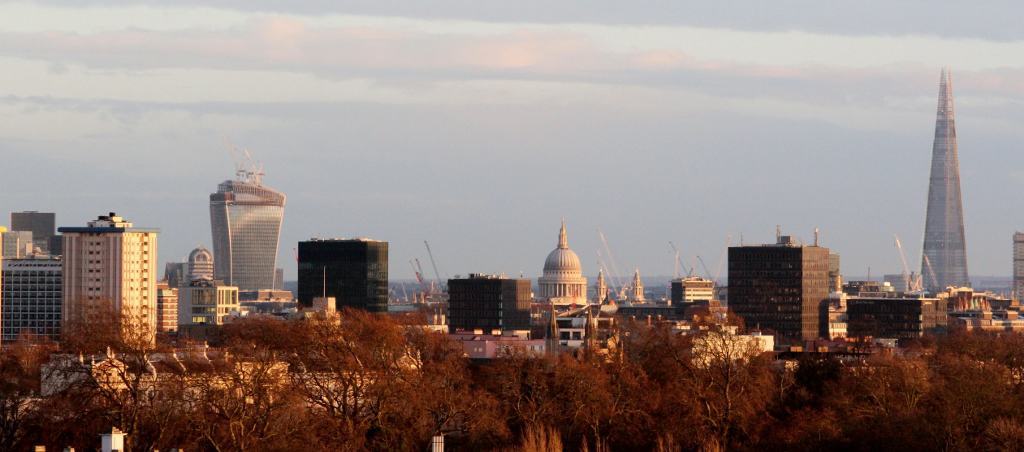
[[3, 4, 1024, 450], [1, 3, 1023, 280]]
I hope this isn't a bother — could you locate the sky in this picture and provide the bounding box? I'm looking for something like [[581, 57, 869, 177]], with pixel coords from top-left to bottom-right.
[[1, 1, 1023, 284]]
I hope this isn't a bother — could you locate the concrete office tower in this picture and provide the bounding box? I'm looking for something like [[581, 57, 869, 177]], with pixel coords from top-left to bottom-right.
[[10, 211, 55, 254], [59, 213, 158, 342], [1, 230, 33, 258], [537, 221, 588, 305], [187, 246, 214, 281], [921, 69, 969, 292], [728, 234, 830, 342], [1014, 232, 1024, 300], [178, 278, 239, 326], [297, 238, 389, 313], [209, 167, 286, 291], [447, 274, 532, 334], [1, 257, 63, 342]]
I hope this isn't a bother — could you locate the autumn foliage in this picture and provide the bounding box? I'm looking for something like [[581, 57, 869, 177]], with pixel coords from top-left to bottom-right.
[[4, 311, 1024, 450]]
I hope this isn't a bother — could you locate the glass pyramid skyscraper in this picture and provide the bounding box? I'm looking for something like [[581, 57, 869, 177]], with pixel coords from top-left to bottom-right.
[[921, 68, 969, 292]]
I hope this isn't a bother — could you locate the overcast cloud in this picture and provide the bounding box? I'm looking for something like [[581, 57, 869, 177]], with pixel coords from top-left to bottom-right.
[[1, 1, 1022, 283]]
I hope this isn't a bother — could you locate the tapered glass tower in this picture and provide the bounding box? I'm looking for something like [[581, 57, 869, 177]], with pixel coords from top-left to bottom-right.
[[210, 168, 286, 291], [921, 68, 969, 292]]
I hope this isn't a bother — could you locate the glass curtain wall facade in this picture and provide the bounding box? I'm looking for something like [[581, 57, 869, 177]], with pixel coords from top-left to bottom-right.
[[921, 68, 969, 292], [1, 258, 62, 342], [447, 275, 532, 333], [210, 180, 286, 291], [297, 239, 388, 313]]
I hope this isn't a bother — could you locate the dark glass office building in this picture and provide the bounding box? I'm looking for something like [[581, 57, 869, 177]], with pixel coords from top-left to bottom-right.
[[447, 274, 532, 333], [297, 239, 388, 313], [728, 236, 830, 342], [10, 211, 56, 254], [847, 297, 947, 340]]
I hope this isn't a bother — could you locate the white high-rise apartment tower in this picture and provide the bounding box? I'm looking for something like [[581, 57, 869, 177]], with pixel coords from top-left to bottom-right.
[[60, 213, 158, 341]]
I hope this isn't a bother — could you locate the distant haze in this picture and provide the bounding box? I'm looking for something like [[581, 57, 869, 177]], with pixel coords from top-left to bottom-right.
[[1, 2, 1023, 281]]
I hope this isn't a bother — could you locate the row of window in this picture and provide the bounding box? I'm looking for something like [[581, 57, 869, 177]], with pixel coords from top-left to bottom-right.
[[1, 314, 60, 320]]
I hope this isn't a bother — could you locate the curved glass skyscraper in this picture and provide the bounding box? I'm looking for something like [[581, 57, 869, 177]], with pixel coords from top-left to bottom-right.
[[210, 171, 286, 291]]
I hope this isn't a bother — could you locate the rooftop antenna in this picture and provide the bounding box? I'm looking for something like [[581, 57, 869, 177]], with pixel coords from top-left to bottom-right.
[[776, 225, 781, 243], [814, 228, 820, 247]]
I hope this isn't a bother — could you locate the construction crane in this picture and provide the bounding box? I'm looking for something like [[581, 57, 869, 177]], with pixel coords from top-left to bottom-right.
[[597, 229, 625, 292], [668, 241, 684, 279], [424, 241, 444, 291], [223, 139, 265, 185], [712, 235, 732, 284], [894, 234, 923, 293], [922, 254, 940, 291], [410, 259, 429, 293], [399, 282, 410, 304], [696, 255, 714, 280], [596, 250, 620, 299]]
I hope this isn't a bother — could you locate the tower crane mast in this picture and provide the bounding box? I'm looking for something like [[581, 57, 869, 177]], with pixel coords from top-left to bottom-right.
[[597, 229, 625, 293], [424, 241, 444, 292], [668, 241, 684, 279]]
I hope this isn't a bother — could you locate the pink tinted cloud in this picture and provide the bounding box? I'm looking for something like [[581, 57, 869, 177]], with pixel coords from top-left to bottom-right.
[[0, 17, 1022, 103]]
